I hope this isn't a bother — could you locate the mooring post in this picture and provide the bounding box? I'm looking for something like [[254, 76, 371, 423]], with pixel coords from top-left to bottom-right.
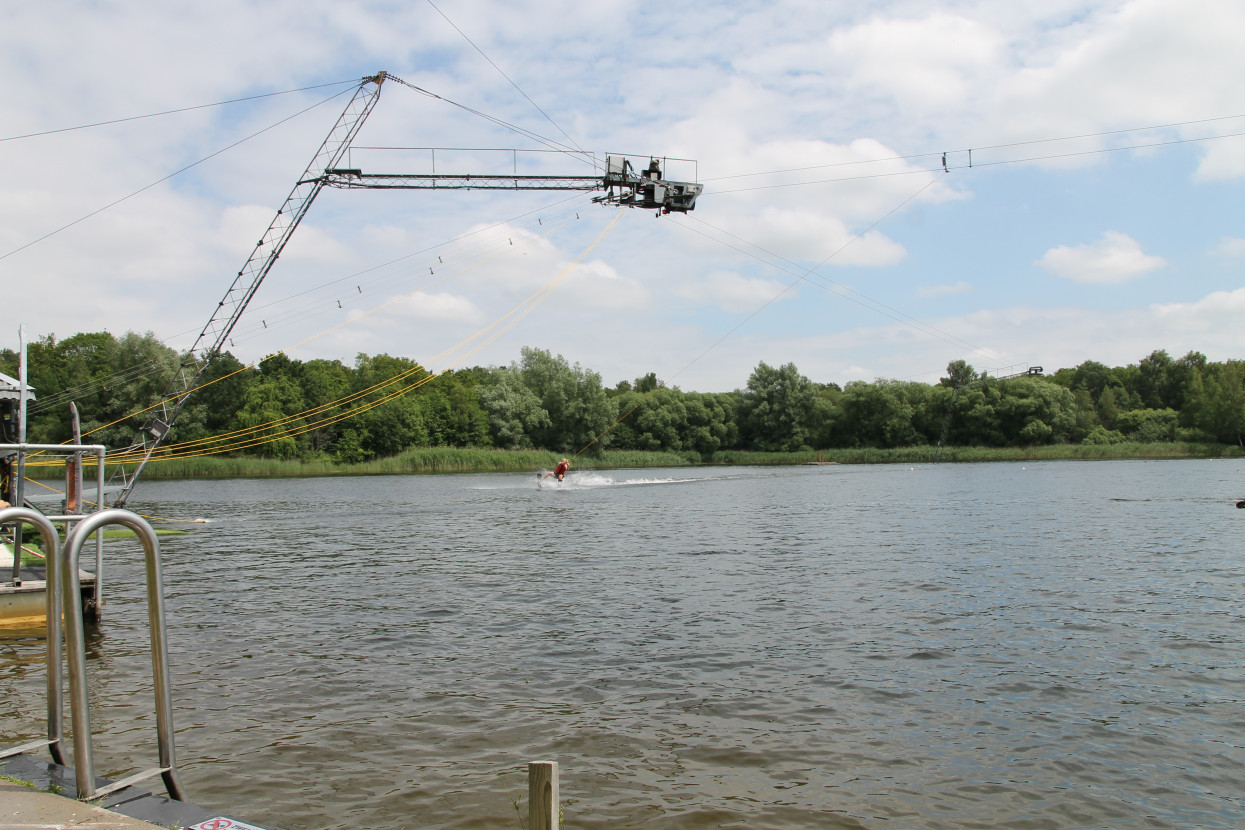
[[528, 760, 559, 830]]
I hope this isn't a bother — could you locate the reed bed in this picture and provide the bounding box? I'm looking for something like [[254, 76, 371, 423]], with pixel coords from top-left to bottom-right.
[[28, 442, 1241, 481], [713, 443, 1240, 465], [78, 448, 697, 479]]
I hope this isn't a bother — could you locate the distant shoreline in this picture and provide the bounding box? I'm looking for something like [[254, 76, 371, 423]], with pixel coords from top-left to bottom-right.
[[24, 442, 1243, 481]]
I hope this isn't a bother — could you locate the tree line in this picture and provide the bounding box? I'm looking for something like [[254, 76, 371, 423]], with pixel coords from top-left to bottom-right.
[[4, 332, 1243, 461]]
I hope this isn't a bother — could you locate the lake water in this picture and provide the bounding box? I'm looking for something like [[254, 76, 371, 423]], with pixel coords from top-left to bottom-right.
[[2, 459, 1243, 828]]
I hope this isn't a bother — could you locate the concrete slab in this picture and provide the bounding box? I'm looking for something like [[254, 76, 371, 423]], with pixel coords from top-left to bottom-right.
[[0, 755, 268, 830], [0, 778, 167, 829]]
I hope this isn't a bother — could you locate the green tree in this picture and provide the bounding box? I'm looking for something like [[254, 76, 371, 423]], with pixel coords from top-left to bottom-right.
[[681, 391, 735, 455], [1136, 349, 1174, 409], [1097, 385, 1122, 429], [513, 347, 614, 453], [739, 361, 817, 451], [299, 358, 353, 453], [231, 375, 305, 458], [939, 359, 979, 389], [992, 377, 1077, 445], [633, 372, 660, 394], [334, 427, 366, 463], [1167, 351, 1208, 417], [348, 353, 432, 457], [958, 385, 1004, 446], [1068, 360, 1113, 402], [931, 361, 983, 446], [805, 383, 844, 449], [416, 383, 492, 447], [175, 352, 258, 444], [840, 379, 921, 448], [1114, 408, 1179, 442], [353, 393, 429, 457], [1070, 388, 1099, 441], [478, 366, 549, 450], [1185, 361, 1245, 445], [619, 386, 687, 452], [35, 331, 181, 447], [22, 332, 115, 443], [352, 353, 427, 396], [1082, 425, 1126, 445]]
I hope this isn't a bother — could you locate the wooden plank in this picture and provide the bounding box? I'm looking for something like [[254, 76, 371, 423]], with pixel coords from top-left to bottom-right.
[[528, 760, 559, 830]]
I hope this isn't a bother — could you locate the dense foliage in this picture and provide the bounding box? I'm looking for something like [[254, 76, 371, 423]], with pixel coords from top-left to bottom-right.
[[4, 332, 1243, 461]]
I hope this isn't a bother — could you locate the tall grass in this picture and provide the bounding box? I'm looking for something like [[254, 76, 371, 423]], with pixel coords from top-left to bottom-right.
[[29, 442, 1241, 481], [712, 443, 1241, 465], [83, 448, 699, 479]]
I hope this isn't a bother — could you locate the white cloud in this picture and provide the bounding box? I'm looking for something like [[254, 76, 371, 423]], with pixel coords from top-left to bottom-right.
[[744, 206, 908, 267], [1192, 135, 1245, 181], [673, 271, 794, 313], [1150, 286, 1245, 335], [1213, 236, 1245, 257], [768, 286, 1245, 388], [1037, 231, 1165, 284], [825, 13, 1003, 112], [389, 290, 484, 323], [5, 0, 1245, 396], [558, 259, 651, 311]]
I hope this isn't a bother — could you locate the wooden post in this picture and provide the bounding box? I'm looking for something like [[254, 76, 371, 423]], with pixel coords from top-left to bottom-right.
[[528, 760, 559, 830]]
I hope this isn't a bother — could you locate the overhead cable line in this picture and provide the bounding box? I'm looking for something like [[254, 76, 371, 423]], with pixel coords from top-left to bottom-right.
[[710, 166, 933, 195], [221, 203, 585, 352], [64, 216, 577, 451], [0, 86, 357, 263], [25, 80, 607, 435], [424, 0, 586, 155], [60, 209, 602, 459], [159, 191, 590, 351], [30, 156, 596, 432], [219, 196, 593, 349], [106, 364, 434, 462], [95, 212, 623, 462], [388, 76, 597, 168], [962, 112, 1245, 154], [664, 175, 944, 383], [703, 113, 1245, 182], [575, 177, 943, 458], [27, 358, 171, 415], [0, 79, 360, 143], [706, 128, 1245, 194], [948, 128, 1245, 170]]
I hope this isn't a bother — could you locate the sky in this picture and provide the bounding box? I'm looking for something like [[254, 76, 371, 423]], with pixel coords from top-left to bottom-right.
[[2, 0, 1244, 393]]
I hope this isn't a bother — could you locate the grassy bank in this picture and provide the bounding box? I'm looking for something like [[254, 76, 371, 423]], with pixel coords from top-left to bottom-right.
[[38, 441, 1240, 481]]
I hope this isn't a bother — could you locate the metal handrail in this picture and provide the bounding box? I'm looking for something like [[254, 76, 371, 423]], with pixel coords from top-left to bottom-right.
[[0, 506, 67, 766], [61, 509, 186, 801], [2, 442, 107, 612]]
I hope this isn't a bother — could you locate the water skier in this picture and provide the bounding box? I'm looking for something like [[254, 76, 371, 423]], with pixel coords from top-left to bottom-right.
[[542, 458, 570, 482]]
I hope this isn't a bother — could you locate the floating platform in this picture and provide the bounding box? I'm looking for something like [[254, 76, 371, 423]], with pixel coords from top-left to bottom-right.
[[0, 753, 272, 830], [0, 558, 97, 627]]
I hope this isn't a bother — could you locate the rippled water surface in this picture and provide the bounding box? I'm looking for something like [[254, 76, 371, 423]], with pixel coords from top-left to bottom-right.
[[3, 459, 1244, 828]]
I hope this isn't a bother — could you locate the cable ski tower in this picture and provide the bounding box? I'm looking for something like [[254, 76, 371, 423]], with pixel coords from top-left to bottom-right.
[[111, 71, 703, 507], [322, 154, 702, 212]]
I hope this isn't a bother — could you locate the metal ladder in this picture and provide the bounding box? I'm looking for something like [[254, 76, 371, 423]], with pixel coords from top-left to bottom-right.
[[0, 504, 186, 801]]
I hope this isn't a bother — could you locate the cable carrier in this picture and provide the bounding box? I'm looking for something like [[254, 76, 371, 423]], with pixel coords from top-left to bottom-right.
[[110, 71, 703, 506]]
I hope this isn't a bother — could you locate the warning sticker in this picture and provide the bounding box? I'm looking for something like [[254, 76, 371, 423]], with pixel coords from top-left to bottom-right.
[[189, 818, 271, 830]]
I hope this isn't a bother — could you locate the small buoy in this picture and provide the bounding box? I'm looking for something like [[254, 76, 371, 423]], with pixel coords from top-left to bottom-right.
[[1236, 500, 1245, 509]]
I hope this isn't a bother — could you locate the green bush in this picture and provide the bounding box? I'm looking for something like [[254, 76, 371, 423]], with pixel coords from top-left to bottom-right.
[[1082, 425, 1126, 445]]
